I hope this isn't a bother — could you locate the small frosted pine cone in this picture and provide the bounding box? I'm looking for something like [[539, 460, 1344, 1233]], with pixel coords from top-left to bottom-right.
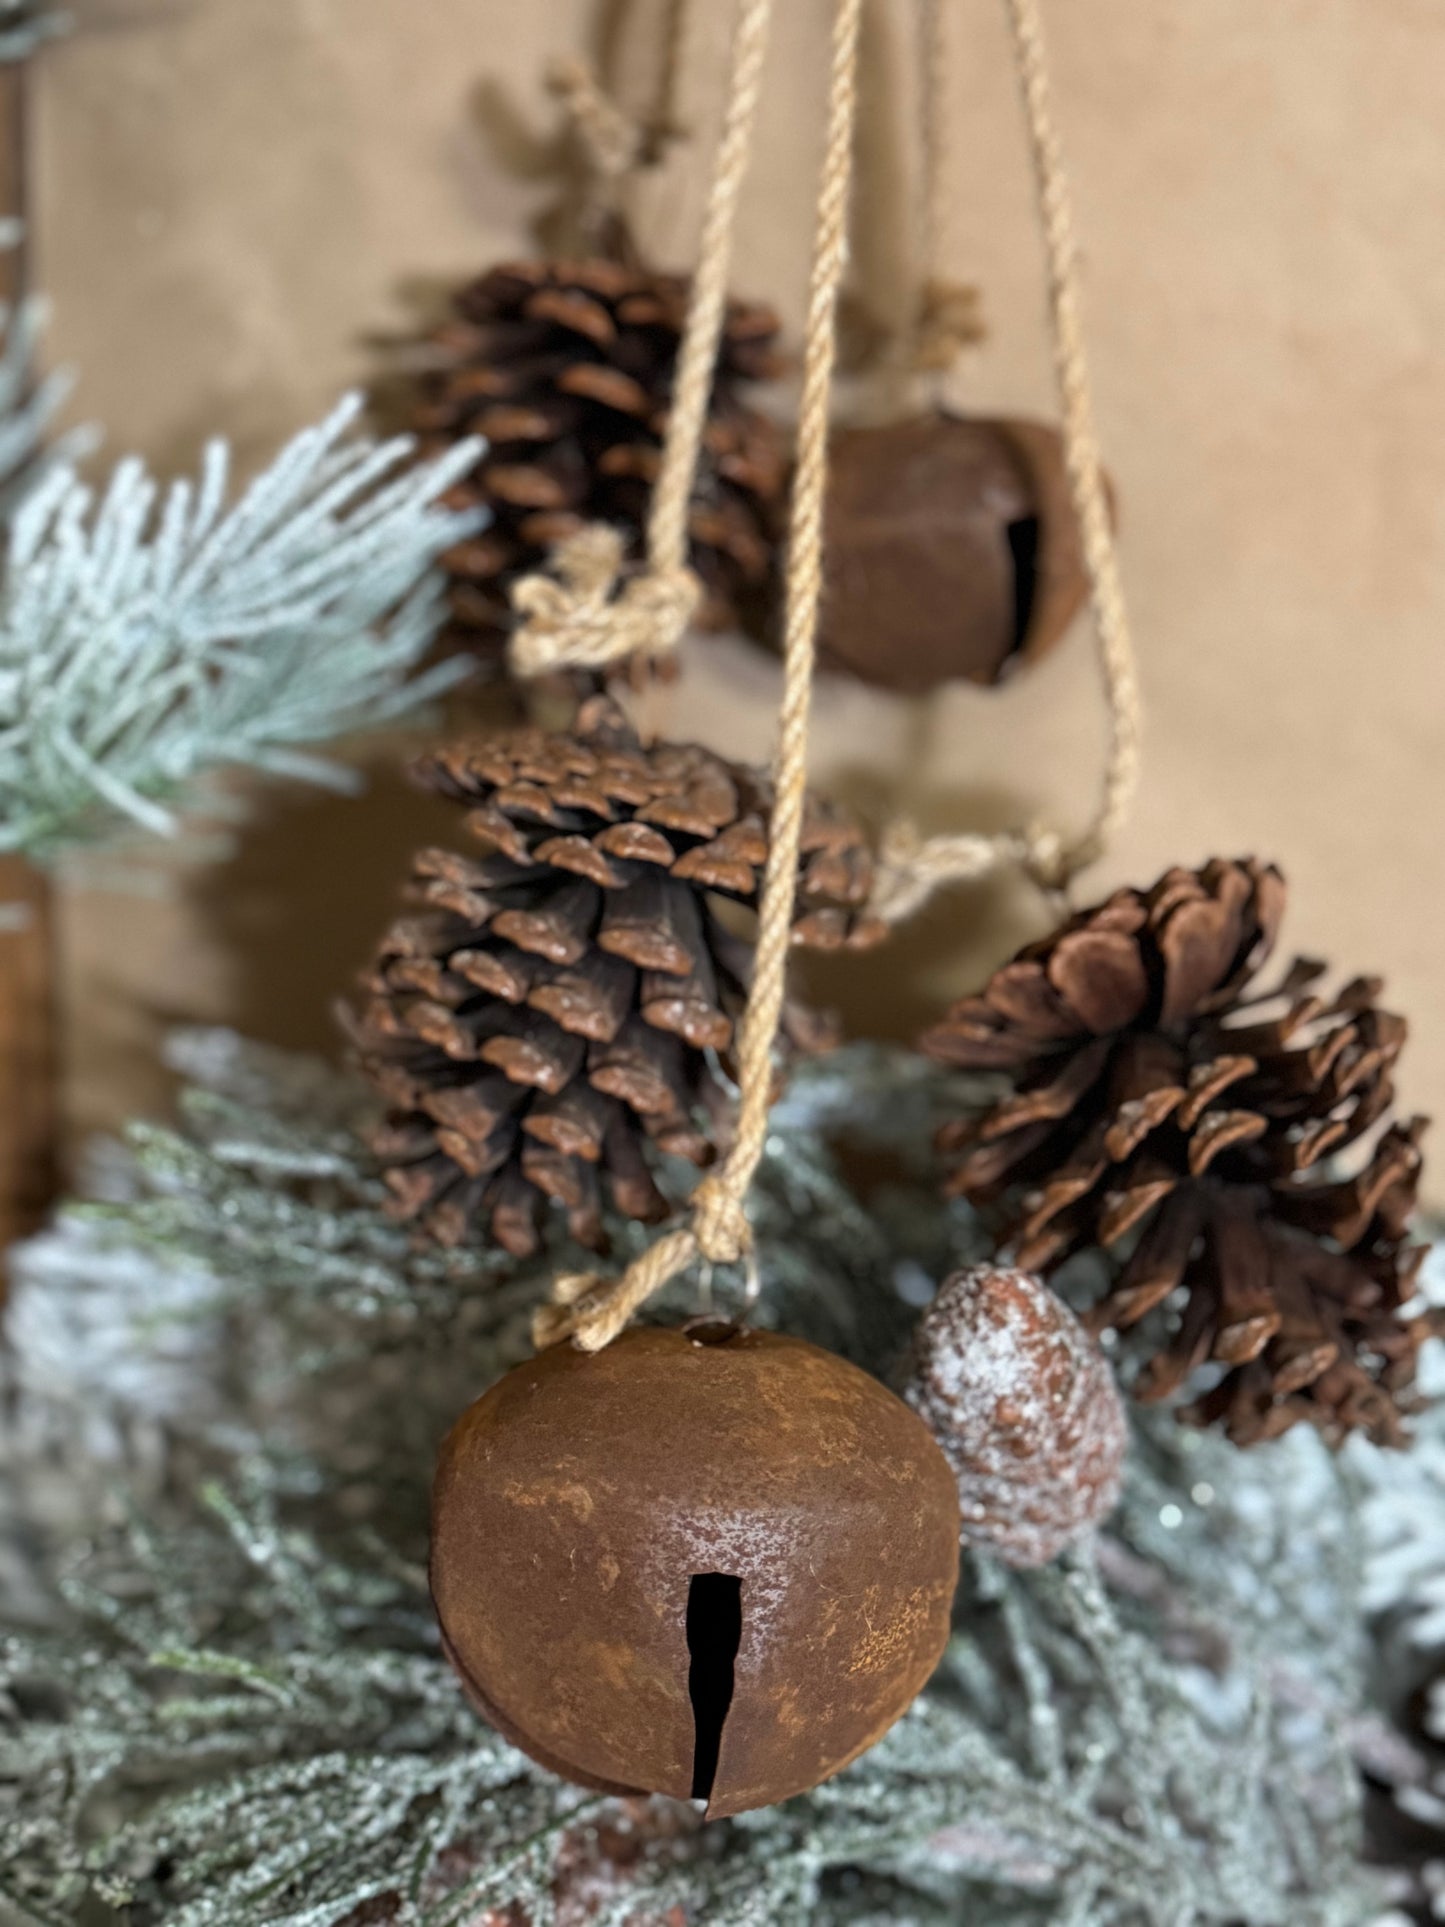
[[404, 258, 788, 670], [922, 858, 1432, 1447], [346, 698, 884, 1258], [905, 1265, 1127, 1567]]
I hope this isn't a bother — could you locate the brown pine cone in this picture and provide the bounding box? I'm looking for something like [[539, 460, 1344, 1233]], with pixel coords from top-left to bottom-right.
[[406, 258, 788, 670], [346, 698, 884, 1258], [905, 1265, 1127, 1567], [922, 858, 1432, 1447]]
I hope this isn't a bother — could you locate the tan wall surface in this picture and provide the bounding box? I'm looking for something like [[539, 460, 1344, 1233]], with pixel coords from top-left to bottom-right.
[[35, 1, 1445, 1198]]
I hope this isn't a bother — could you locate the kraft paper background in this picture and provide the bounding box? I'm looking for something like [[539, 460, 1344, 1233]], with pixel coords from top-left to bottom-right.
[[38, 0, 1445, 1201]]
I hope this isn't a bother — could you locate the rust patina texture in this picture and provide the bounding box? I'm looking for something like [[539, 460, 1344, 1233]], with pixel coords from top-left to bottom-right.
[[817, 410, 1099, 693], [431, 1322, 960, 1817]]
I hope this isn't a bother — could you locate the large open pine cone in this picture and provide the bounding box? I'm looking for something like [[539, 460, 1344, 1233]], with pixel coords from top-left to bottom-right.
[[347, 699, 883, 1258], [922, 859, 1432, 1446], [409, 259, 787, 668]]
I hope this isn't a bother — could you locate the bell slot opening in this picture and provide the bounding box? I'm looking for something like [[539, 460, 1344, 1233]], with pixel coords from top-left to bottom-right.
[[686, 1571, 742, 1804], [1005, 513, 1041, 652]]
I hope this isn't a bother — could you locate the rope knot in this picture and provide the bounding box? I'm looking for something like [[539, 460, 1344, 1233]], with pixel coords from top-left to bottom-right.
[[508, 526, 702, 679], [617, 561, 703, 648], [546, 55, 645, 181], [911, 276, 986, 375], [1019, 823, 1071, 894], [867, 820, 930, 926], [531, 1272, 608, 1352], [690, 1175, 752, 1268], [868, 818, 1012, 926]]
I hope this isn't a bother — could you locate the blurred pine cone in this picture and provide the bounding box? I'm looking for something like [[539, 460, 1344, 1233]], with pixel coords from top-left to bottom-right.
[[922, 858, 1431, 1446], [407, 259, 788, 671], [347, 698, 883, 1258]]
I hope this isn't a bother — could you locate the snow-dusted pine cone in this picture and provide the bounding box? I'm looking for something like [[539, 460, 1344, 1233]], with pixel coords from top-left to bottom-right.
[[905, 1266, 1127, 1568], [346, 698, 884, 1259]]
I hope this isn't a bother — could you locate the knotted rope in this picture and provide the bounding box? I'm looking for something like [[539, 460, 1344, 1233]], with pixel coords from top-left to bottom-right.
[[546, 54, 646, 186], [509, 525, 699, 678], [546, 0, 692, 215], [511, 0, 773, 682], [535, 0, 864, 1353]]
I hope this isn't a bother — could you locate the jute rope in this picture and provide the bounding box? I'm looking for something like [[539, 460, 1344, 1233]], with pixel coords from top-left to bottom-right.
[[640, 0, 691, 164], [534, 0, 865, 1353], [521, 0, 1137, 920], [1008, 0, 1141, 874], [532, 0, 1141, 1352], [911, 0, 984, 376], [870, 0, 1141, 917], [512, 0, 774, 682], [547, 1, 693, 213], [547, 54, 646, 187]]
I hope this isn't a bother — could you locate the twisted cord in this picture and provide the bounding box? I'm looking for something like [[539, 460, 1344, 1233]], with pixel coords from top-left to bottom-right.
[[869, 820, 1069, 924], [536, 0, 865, 1353], [868, 0, 1141, 920], [546, 54, 645, 183], [640, 0, 691, 162], [511, 0, 774, 680], [532, 0, 1137, 1347], [509, 525, 699, 678], [911, 0, 983, 375], [1005, 0, 1140, 874]]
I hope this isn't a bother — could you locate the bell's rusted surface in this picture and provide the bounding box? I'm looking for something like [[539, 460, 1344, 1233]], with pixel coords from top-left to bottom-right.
[[431, 1323, 960, 1817], [817, 410, 1100, 693]]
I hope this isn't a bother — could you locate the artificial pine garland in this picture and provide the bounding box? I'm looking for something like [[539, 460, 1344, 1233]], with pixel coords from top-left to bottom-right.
[[0, 1034, 1419, 1926]]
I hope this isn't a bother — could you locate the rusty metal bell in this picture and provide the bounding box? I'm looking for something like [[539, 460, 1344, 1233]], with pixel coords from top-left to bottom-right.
[[817, 410, 1105, 693], [430, 1322, 961, 1817]]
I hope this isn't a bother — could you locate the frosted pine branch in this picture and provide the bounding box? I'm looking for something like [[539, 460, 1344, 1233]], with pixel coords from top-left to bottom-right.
[[0, 394, 484, 859], [0, 299, 82, 518], [1359, 1247, 1445, 1648], [0, 1462, 1384, 1925], [0, 0, 66, 60], [0, 1039, 1403, 1925]]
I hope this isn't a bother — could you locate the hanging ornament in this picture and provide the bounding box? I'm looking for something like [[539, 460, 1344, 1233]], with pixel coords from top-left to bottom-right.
[[922, 858, 1433, 1446], [816, 410, 1099, 694], [905, 1265, 1127, 1568], [405, 259, 788, 672], [345, 697, 883, 1258], [430, 1321, 961, 1816]]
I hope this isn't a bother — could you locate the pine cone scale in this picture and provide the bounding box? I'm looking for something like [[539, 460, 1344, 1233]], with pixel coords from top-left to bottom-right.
[[1096, 1164, 1178, 1246], [1045, 927, 1152, 1034], [492, 880, 599, 963], [528, 954, 634, 1042]]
